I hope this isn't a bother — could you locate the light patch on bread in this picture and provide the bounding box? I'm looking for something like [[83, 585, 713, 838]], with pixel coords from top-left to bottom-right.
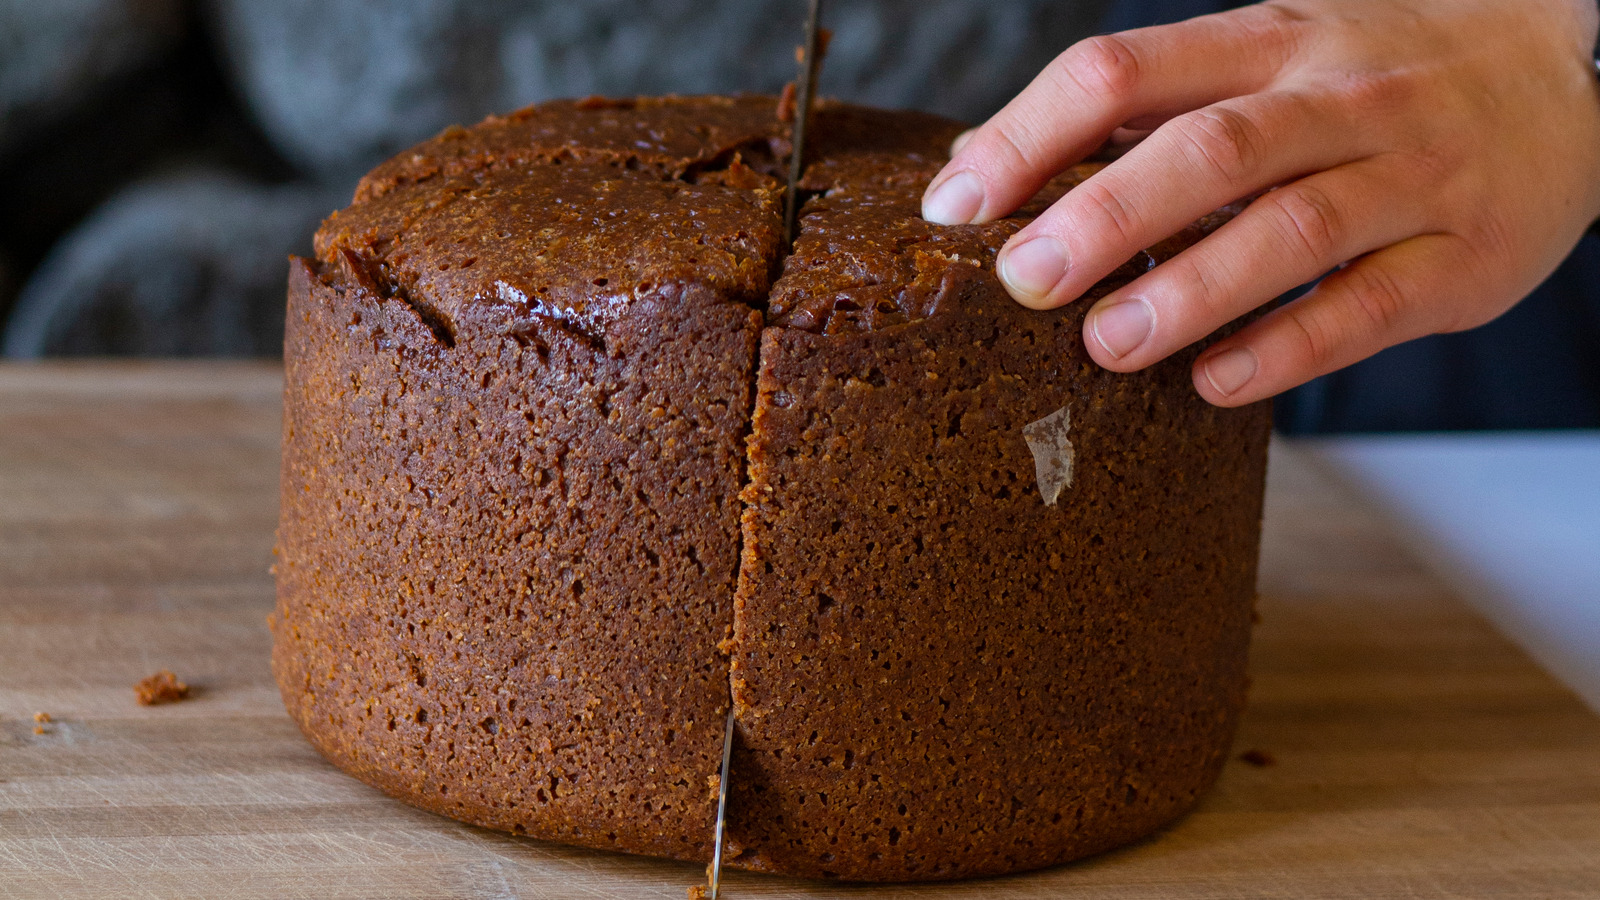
[[1023, 405, 1074, 506]]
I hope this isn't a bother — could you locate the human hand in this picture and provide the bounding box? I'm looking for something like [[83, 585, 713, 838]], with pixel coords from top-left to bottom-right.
[[921, 0, 1600, 406]]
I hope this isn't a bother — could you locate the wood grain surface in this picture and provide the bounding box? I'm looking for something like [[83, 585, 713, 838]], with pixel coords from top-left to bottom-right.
[[1, 360, 1597, 899]]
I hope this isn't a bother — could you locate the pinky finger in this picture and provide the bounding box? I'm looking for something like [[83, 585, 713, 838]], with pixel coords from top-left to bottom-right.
[[1191, 233, 1493, 407]]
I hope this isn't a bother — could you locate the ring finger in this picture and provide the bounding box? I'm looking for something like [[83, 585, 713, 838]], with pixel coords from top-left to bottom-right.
[[998, 89, 1377, 310], [1077, 154, 1437, 372]]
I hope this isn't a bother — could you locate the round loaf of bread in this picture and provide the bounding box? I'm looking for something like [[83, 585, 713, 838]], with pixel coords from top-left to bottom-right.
[[272, 95, 1272, 881]]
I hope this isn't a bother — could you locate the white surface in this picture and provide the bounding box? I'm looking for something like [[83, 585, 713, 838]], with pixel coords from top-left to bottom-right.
[[1299, 432, 1600, 713]]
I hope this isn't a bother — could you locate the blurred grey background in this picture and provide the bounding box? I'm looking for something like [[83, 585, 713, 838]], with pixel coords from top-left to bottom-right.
[[1, 0, 1596, 431], [0, 0, 1110, 358]]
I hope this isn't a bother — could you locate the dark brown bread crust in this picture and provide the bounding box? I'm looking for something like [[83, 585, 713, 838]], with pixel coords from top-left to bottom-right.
[[773, 161, 1241, 334], [274, 94, 1271, 881], [318, 158, 783, 341], [352, 95, 793, 203]]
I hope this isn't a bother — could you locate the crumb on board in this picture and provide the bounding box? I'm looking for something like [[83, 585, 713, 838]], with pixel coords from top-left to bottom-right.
[[32, 725, 45, 735], [1239, 748, 1277, 767], [776, 81, 796, 123], [135, 669, 191, 705], [32, 712, 50, 723], [686, 885, 709, 900]]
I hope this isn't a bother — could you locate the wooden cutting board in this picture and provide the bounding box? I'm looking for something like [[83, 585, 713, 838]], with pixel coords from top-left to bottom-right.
[[2, 360, 1597, 900]]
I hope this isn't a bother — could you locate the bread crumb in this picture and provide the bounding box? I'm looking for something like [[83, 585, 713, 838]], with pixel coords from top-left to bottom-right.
[[779, 28, 832, 124], [32, 725, 45, 735], [792, 28, 834, 65], [32, 711, 50, 723], [776, 81, 797, 123], [135, 669, 190, 705], [686, 885, 709, 900], [1239, 749, 1276, 767]]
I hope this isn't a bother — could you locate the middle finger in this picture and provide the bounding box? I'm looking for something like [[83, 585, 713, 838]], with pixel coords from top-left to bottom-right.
[[1079, 154, 1437, 372], [996, 89, 1373, 310]]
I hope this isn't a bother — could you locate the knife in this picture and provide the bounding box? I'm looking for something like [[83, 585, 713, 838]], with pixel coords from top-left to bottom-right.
[[707, 7, 823, 897], [783, 0, 826, 247], [707, 706, 737, 899]]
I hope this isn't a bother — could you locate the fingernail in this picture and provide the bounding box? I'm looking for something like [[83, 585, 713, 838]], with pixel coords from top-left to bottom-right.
[[950, 129, 976, 156], [922, 170, 984, 225], [1088, 299, 1153, 360], [1202, 347, 1259, 397], [998, 237, 1069, 303]]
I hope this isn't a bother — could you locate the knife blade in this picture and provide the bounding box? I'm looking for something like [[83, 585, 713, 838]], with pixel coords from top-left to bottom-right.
[[707, 706, 737, 899], [783, 0, 825, 247], [706, 8, 824, 897]]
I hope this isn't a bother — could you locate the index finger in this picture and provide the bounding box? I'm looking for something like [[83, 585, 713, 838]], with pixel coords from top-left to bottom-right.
[[922, 4, 1305, 226]]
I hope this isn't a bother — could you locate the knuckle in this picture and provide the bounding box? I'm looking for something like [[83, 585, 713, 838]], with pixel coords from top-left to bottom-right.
[[972, 116, 1052, 174], [1282, 261, 1417, 378], [1233, 3, 1311, 60], [1054, 35, 1143, 105], [1339, 263, 1410, 336], [1168, 106, 1266, 186], [1071, 178, 1143, 246], [1266, 183, 1345, 262], [1336, 71, 1414, 119], [1282, 304, 1339, 373], [989, 125, 1043, 172], [1172, 252, 1234, 320], [1253, 2, 1311, 27]]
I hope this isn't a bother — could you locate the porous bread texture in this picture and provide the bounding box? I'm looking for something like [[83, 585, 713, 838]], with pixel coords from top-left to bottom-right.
[[273, 95, 1272, 881]]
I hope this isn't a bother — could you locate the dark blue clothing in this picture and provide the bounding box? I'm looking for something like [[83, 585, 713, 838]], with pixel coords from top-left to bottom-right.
[[1277, 236, 1600, 432]]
